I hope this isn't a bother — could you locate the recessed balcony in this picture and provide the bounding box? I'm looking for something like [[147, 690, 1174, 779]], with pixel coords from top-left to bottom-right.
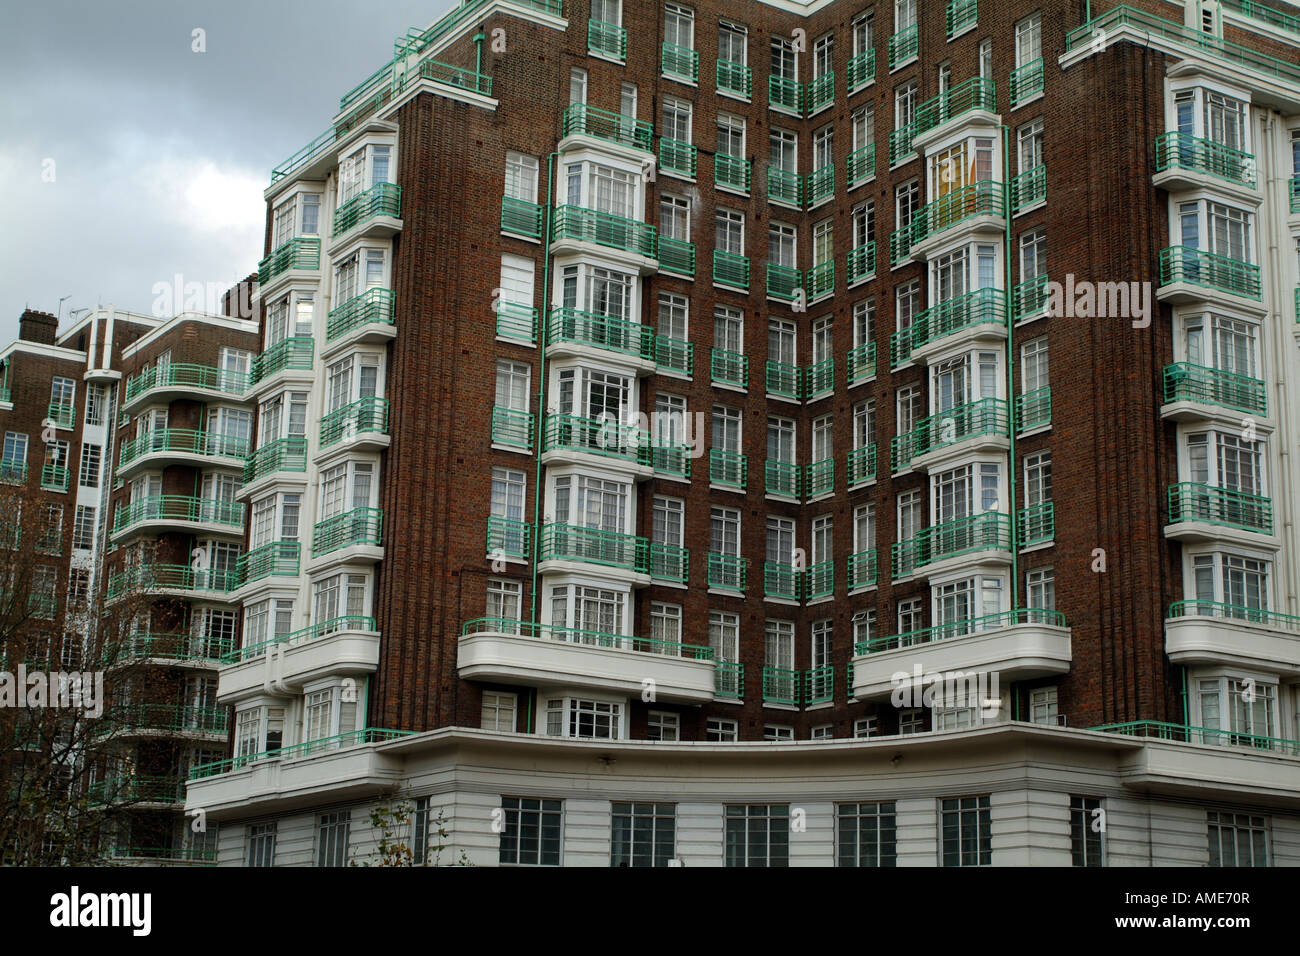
[[891, 511, 1013, 580], [852, 609, 1071, 700], [112, 494, 244, 541], [458, 617, 715, 704], [122, 363, 250, 412], [1165, 600, 1300, 676], [117, 429, 247, 477], [890, 397, 1010, 473], [1165, 482, 1274, 545]]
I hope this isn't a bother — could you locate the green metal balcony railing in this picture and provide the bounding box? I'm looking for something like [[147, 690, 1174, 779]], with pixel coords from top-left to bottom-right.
[[106, 564, 237, 600], [848, 549, 878, 590], [1168, 600, 1300, 635], [1292, 176, 1300, 214], [649, 542, 689, 583], [501, 195, 544, 239], [320, 396, 390, 448], [552, 205, 657, 258], [847, 242, 876, 284], [808, 261, 834, 299], [412, 55, 492, 96], [270, 126, 335, 184], [889, 224, 914, 267], [47, 402, 75, 428], [1089, 719, 1300, 756], [543, 414, 650, 465], [805, 665, 835, 704], [313, 507, 383, 557], [1015, 386, 1052, 434], [225, 614, 378, 665], [491, 406, 534, 451], [709, 449, 746, 489], [327, 288, 395, 341], [486, 516, 530, 559], [104, 703, 229, 736], [847, 143, 876, 188], [768, 168, 802, 206], [588, 18, 626, 60], [765, 460, 801, 498], [909, 180, 1005, 247], [888, 23, 918, 68], [848, 342, 876, 385], [766, 360, 801, 399], [847, 49, 876, 92], [707, 552, 747, 591], [461, 618, 713, 660], [119, 429, 249, 468], [847, 444, 877, 486], [807, 71, 834, 112], [806, 357, 834, 396], [891, 397, 1010, 472], [769, 75, 802, 113], [947, 0, 978, 35], [1009, 58, 1044, 107], [891, 511, 1013, 578], [539, 523, 649, 573], [1161, 362, 1265, 416], [88, 775, 186, 805], [715, 153, 752, 194], [659, 137, 698, 178], [889, 122, 919, 166], [106, 631, 233, 666], [655, 335, 693, 375], [661, 41, 699, 83], [1222, 0, 1300, 35], [104, 846, 216, 864], [717, 59, 753, 98], [856, 608, 1066, 655], [234, 541, 301, 586], [711, 347, 748, 387], [40, 464, 69, 492], [1154, 132, 1256, 188], [0, 461, 27, 485], [806, 458, 834, 497], [762, 666, 801, 705], [332, 182, 401, 236], [189, 728, 414, 780], [257, 237, 320, 285], [496, 300, 538, 344], [715, 661, 744, 699], [767, 263, 802, 301], [889, 320, 917, 368], [651, 442, 692, 479], [713, 250, 750, 290], [1158, 246, 1261, 300], [907, 287, 1006, 355], [243, 436, 308, 484], [1019, 501, 1054, 547], [658, 236, 696, 277], [1013, 274, 1050, 321], [1010, 164, 1047, 212], [561, 103, 653, 151], [1168, 482, 1273, 534], [124, 362, 250, 403], [914, 77, 996, 138], [250, 336, 314, 387], [548, 307, 655, 360], [113, 495, 243, 535]]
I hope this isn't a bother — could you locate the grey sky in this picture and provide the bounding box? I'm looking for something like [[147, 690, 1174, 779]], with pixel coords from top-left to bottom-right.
[[0, 0, 454, 343]]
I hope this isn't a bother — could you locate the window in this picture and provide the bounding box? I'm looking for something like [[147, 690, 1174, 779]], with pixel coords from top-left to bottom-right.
[[1207, 811, 1268, 866], [1017, 117, 1044, 174], [764, 724, 794, 741], [1024, 451, 1052, 506], [1070, 796, 1103, 867], [707, 717, 739, 741], [1184, 312, 1259, 378], [770, 36, 797, 86], [1196, 675, 1277, 744], [715, 208, 745, 256], [726, 805, 789, 867], [243, 598, 293, 650], [491, 467, 527, 553], [495, 359, 530, 414], [486, 578, 522, 631], [313, 572, 369, 624], [1015, 13, 1042, 69], [545, 697, 623, 739], [661, 97, 692, 145], [894, 81, 917, 136], [899, 707, 925, 734], [941, 795, 992, 866], [811, 724, 833, 740], [852, 609, 877, 648], [505, 151, 539, 203], [838, 802, 897, 867], [620, 82, 637, 119], [1026, 568, 1055, 611], [709, 610, 740, 662], [664, 3, 693, 50], [410, 797, 433, 865], [719, 20, 747, 66], [247, 823, 276, 867], [649, 601, 682, 652], [660, 194, 690, 243], [647, 711, 680, 741], [316, 811, 351, 867], [85, 385, 106, 426], [78, 444, 102, 487], [979, 38, 992, 79], [499, 797, 562, 866], [612, 802, 676, 867], [853, 716, 878, 738], [67, 569, 89, 608], [481, 691, 517, 732], [569, 67, 587, 105]]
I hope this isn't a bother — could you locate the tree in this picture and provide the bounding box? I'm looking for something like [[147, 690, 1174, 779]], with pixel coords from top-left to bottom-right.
[[351, 798, 469, 867]]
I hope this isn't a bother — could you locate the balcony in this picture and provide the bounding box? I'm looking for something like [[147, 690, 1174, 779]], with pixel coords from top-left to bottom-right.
[[765, 460, 801, 499], [551, 206, 657, 261], [715, 154, 752, 194], [717, 59, 752, 98], [659, 138, 697, 179], [46, 402, 75, 429], [325, 288, 396, 346], [491, 407, 534, 452], [102, 703, 229, 738], [538, 523, 648, 575], [767, 264, 801, 302], [1009, 58, 1044, 107], [649, 542, 689, 583], [848, 144, 876, 188], [87, 774, 185, 806], [709, 449, 746, 490], [234, 541, 301, 587], [1160, 362, 1266, 419], [767, 168, 801, 206], [243, 436, 308, 486], [852, 609, 1071, 700], [1153, 132, 1257, 192], [1165, 601, 1300, 676], [486, 516, 530, 560], [805, 665, 835, 704], [112, 495, 244, 539], [219, 616, 381, 702], [458, 618, 716, 705], [888, 224, 913, 268], [119, 429, 248, 474], [651, 442, 692, 480], [1019, 501, 1054, 548], [888, 24, 918, 69], [762, 666, 800, 705], [891, 511, 1013, 579], [806, 357, 833, 397], [766, 360, 800, 400], [559, 103, 652, 152], [501, 196, 544, 240], [332, 182, 401, 239], [715, 661, 744, 699], [847, 49, 876, 92], [0, 461, 25, 485], [1166, 482, 1273, 540], [257, 237, 320, 286], [123, 362, 250, 409], [769, 75, 802, 114], [496, 300, 538, 344], [847, 444, 877, 487], [547, 307, 654, 363], [249, 336, 314, 390], [710, 347, 748, 388], [909, 181, 1005, 257], [712, 250, 751, 292], [311, 507, 383, 561], [806, 458, 834, 499], [914, 77, 996, 142], [848, 549, 878, 590], [40, 464, 69, 492], [890, 397, 1010, 473], [946, 0, 978, 36], [808, 261, 834, 299], [661, 42, 698, 83], [903, 287, 1006, 363], [1013, 275, 1050, 322], [658, 237, 696, 277], [847, 342, 876, 385], [542, 414, 652, 469], [106, 631, 232, 667], [655, 335, 693, 376], [889, 122, 918, 167], [319, 396, 390, 453], [1010, 164, 1047, 213], [847, 242, 876, 285], [1015, 386, 1052, 434], [106, 563, 238, 600], [707, 552, 747, 591], [807, 71, 834, 113], [587, 18, 626, 60], [1157, 246, 1261, 303], [1292, 175, 1300, 214]]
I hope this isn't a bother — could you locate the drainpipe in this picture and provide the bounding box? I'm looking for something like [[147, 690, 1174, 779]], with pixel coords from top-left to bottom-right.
[[1002, 124, 1020, 610], [1181, 666, 1189, 727], [473, 31, 485, 77], [528, 152, 559, 626]]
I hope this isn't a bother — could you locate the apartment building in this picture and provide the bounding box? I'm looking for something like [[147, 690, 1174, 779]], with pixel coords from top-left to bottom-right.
[[185, 0, 1300, 866]]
